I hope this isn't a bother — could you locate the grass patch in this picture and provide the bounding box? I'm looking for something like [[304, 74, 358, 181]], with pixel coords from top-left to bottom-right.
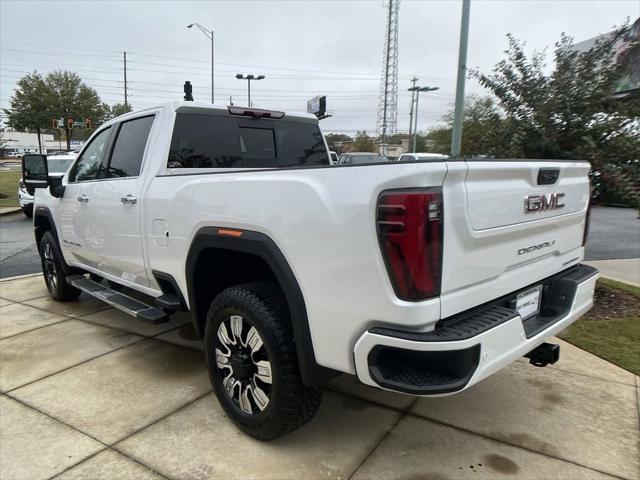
[[597, 277, 640, 297], [0, 170, 21, 208], [560, 316, 639, 375], [559, 279, 640, 375]]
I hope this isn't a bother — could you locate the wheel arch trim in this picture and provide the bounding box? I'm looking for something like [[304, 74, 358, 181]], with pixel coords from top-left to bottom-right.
[[185, 226, 335, 386], [33, 206, 78, 276]]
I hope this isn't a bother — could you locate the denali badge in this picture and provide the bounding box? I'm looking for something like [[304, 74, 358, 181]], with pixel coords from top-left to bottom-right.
[[524, 193, 565, 213], [518, 240, 556, 255]]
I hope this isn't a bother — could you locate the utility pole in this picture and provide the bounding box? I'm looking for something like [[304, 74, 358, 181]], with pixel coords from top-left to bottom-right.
[[408, 76, 418, 138], [451, 0, 471, 157], [408, 85, 439, 152], [123, 51, 128, 110], [413, 91, 420, 152]]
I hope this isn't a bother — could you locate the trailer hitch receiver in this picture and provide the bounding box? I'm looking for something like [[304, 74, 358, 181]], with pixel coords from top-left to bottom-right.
[[524, 342, 560, 367]]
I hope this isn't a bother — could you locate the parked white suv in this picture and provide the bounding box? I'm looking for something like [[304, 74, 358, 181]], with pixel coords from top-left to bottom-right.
[[23, 102, 598, 440]]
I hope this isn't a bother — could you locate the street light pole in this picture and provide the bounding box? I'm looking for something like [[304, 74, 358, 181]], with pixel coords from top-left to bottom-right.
[[235, 74, 265, 107], [408, 85, 439, 152], [451, 0, 471, 157], [187, 23, 214, 104]]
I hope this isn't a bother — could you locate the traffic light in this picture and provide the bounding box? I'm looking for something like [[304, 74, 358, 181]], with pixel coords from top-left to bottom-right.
[[184, 81, 194, 101], [85, 118, 92, 129], [67, 118, 74, 129], [51, 118, 57, 129]]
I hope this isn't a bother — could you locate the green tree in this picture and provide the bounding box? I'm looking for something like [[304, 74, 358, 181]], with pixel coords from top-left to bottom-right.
[[426, 96, 505, 155], [110, 103, 133, 119], [45, 71, 109, 150], [473, 26, 640, 207], [325, 133, 352, 148], [352, 130, 375, 152], [4, 72, 50, 153]]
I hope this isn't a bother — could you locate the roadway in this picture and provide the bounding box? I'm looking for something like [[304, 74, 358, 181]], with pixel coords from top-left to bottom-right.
[[0, 206, 638, 279]]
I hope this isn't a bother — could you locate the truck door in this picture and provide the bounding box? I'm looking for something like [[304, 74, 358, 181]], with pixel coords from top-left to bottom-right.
[[59, 126, 113, 268], [88, 115, 155, 288]]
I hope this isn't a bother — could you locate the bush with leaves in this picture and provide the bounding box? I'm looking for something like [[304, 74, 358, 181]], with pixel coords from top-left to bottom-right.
[[472, 24, 639, 208]]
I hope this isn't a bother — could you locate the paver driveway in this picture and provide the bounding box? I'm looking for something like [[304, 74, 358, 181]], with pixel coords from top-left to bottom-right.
[[1, 274, 638, 480]]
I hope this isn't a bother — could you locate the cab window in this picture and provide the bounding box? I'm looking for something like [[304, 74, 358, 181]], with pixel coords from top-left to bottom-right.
[[107, 115, 155, 178], [71, 127, 112, 182]]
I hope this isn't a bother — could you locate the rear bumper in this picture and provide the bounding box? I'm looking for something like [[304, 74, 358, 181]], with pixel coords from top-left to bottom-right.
[[353, 264, 599, 396]]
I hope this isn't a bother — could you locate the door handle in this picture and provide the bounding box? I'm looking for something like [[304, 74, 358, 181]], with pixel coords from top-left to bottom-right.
[[77, 194, 89, 203], [121, 194, 138, 205]]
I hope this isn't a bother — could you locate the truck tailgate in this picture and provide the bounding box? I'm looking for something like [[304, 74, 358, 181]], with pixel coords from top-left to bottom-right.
[[440, 160, 591, 318]]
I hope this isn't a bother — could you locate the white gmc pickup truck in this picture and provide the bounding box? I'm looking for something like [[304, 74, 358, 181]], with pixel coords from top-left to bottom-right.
[[22, 101, 598, 440]]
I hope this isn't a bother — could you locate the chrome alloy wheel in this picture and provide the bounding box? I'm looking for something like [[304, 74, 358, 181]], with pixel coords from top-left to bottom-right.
[[42, 242, 57, 290], [215, 315, 272, 415]]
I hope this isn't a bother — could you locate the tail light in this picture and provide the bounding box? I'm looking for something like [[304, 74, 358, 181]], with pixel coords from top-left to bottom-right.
[[377, 188, 443, 301]]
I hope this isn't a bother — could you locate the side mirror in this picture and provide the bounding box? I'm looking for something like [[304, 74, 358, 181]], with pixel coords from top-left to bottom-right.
[[22, 154, 49, 190]]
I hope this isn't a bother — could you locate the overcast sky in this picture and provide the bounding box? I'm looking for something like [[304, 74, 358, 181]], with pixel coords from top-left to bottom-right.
[[1, 0, 638, 136]]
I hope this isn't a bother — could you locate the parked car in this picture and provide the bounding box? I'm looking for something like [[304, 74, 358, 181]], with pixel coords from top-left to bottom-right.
[[397, 152, 449, 162], [23, 102, 597, 441], [18, 152, 77, 217], [338, 152, 388, 165]]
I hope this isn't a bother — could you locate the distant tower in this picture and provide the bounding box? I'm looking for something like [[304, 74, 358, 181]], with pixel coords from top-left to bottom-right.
[[377, 0, 400, 143]]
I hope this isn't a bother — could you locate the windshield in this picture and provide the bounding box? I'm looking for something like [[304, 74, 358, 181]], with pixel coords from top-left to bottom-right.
[[350, 155, 388, 164], [48, 158, 74, 173]]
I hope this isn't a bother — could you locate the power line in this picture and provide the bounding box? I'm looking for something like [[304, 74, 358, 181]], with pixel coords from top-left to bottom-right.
[[2, 41, 457, 82]]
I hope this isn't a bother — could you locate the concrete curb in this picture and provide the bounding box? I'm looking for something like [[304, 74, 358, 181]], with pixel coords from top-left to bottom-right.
[[596, 274, 640, 288], [0, 207, 22, 217], [584, 259, 640, 288], [0, 272, 41, 282]]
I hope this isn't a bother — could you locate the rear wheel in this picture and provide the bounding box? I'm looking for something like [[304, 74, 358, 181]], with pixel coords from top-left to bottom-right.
[[204, 282, 322, 440], [39, 231, 81, 301]]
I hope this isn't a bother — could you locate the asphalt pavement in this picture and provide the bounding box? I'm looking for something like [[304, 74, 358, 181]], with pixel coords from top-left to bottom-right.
[[0, 211, 40, 278], [0, 206, 638, 279], [584, 206, 640, 260]]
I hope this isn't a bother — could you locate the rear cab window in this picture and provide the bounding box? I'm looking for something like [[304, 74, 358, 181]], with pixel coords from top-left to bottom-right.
[[108, 115, 155, 178], [167, 112, 329, 169]]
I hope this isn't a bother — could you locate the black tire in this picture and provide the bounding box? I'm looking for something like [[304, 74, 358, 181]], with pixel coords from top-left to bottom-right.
[[39, 231, 81, 301], [22, 204, 33, 218], [204, 282, 323, 440]]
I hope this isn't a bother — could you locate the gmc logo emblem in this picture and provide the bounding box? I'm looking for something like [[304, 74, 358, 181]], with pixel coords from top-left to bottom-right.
[[524, 193, 565, 214]]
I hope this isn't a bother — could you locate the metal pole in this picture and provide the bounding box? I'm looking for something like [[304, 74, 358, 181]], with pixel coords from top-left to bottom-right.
[[211, 32, 215, 104], [381, 0, 393, 156], [451, 0, 471, 157], [413, 91, 420, 152], [123, 51, 128, 109], [408, 77, 418, 141], [247, 79, 251, 107]]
